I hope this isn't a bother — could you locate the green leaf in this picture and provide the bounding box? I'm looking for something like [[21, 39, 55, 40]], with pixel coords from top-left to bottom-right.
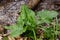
[[5, 25, 28, 37], [20, 5, 36, 27], [5, 25, 18, 30], [37, 10, 58, 19], [37, 10, 58, 24], [25, 6, 36, 27], [10, 26, 27, 37], [17, 16, 24, 27]]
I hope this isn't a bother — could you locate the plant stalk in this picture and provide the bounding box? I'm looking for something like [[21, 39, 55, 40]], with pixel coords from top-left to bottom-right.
[[32, 29, 36, 40]]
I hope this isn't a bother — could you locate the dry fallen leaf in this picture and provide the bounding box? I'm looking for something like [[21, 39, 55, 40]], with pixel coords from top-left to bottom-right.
[[27, 0, 40, 8], [0, 36, 2, 40], [15, 36, 24, 40], [0, 25, 4, 33], [8, 36, 15, 40]]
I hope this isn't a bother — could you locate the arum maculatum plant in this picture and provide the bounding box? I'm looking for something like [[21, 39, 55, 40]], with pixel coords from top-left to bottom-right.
[[5, 5, 59, 40]]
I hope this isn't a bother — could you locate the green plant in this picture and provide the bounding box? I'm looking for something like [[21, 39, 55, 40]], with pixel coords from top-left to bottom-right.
[[37, 10, 58, 24], [4, 5, 59, 40], [37, 10, 58, 40], [5, 5, 36, 40]]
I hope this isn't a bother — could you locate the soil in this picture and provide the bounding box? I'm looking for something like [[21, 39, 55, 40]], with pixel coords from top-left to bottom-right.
[[0, 0, 40, 25], [0, 0, 60, 40]]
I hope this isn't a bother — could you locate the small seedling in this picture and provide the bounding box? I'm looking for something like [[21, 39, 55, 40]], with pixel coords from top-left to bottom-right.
[[4, 5, 59, 40]]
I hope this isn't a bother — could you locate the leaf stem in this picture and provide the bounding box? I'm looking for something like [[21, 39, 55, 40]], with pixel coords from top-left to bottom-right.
[[56, 17, 58, 27], [55, 17, 58, 39], [32, 29, 36, 40]]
